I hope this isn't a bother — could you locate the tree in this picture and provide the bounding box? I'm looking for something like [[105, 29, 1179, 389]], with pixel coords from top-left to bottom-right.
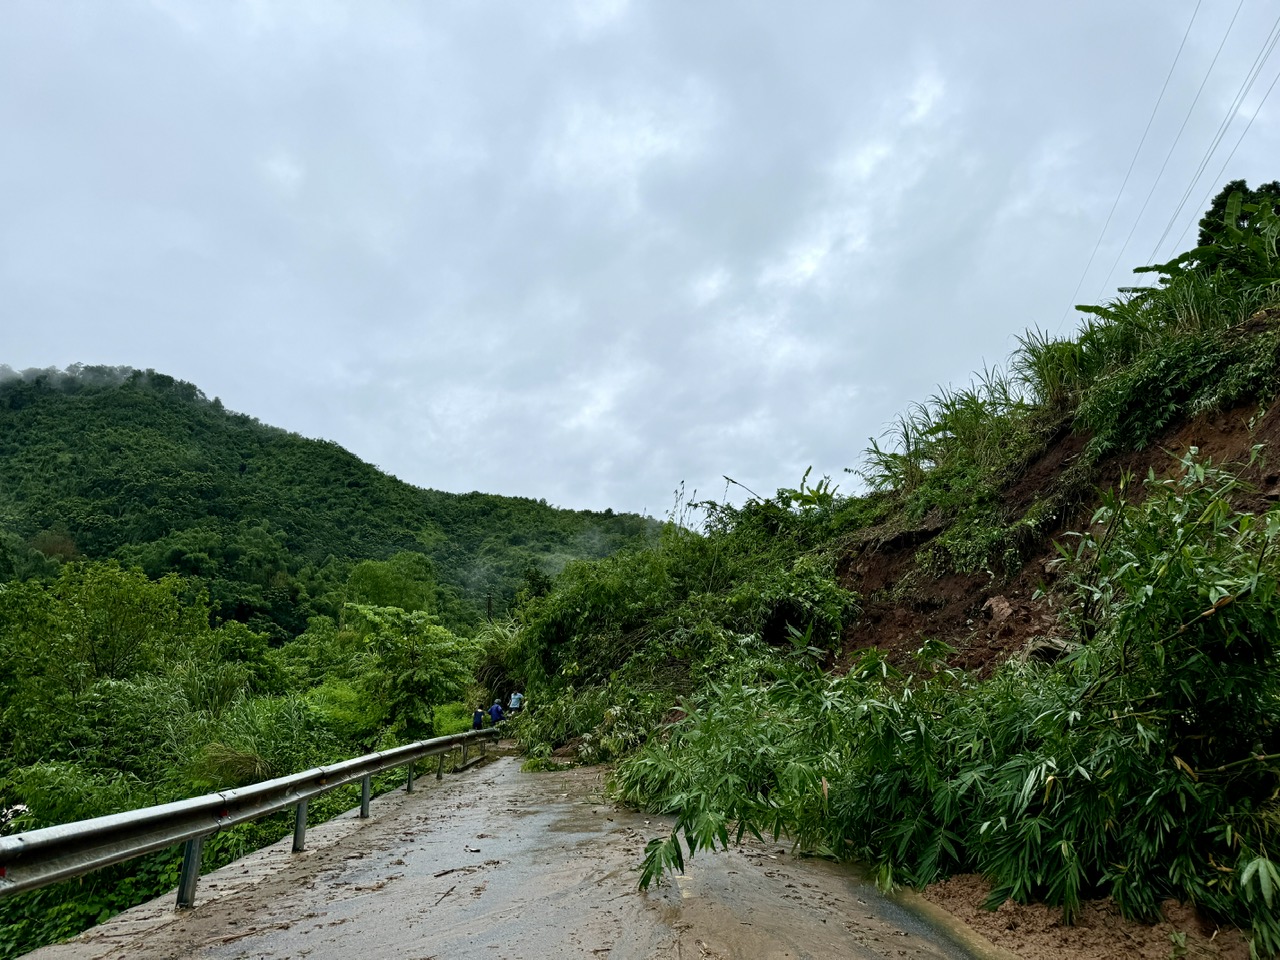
[[345, 552, 436, 612], [1198, 179, 1280, 248], [345, 604, 475, 741], [46, 562, 208, 691], [1140, 180, 1280, 283]]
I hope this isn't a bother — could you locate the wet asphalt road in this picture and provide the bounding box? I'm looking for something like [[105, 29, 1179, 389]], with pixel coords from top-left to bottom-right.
[[26, 756, 1003, 960]]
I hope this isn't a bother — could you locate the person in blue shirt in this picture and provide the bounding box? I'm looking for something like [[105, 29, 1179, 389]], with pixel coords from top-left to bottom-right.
[[472, 706, 486, 730], [488, 700, 505, 726]]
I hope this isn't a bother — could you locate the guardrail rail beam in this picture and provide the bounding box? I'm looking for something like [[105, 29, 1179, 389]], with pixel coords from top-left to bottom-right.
[[0, 728, 500, 908]]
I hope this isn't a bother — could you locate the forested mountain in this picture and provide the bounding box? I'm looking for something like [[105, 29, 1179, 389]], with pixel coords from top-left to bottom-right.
[[0, 366, 655, 637]]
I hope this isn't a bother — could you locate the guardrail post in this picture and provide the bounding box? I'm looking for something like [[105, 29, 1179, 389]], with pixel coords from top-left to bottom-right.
[[406, 761, 415, 793], [292, 799, 308, 852], [175, 836, 204, 909], [0, 730, 509, 905]]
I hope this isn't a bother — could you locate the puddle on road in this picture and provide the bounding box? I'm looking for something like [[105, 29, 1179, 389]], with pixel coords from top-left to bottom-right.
[[639, 842, 982, 960]]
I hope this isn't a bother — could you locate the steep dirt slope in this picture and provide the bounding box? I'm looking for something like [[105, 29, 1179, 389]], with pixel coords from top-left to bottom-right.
[[835, 400, 1280, 675], [829, 398, 1280, 958]]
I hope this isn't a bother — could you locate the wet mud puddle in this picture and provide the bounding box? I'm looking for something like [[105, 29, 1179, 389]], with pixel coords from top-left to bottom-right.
[[26, 758, 994, 960]]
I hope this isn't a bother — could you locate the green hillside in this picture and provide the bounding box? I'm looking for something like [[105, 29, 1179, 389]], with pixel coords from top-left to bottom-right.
[[0, 366, 655, 637], [497, 181, 1280, 954]]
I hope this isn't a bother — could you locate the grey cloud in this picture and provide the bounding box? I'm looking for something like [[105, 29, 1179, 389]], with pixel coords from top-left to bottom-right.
[[3, 0, 1278, 513]]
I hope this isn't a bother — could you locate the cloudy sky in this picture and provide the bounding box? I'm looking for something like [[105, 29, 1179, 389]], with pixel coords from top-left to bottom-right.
[[3, 1, 1279, 515]]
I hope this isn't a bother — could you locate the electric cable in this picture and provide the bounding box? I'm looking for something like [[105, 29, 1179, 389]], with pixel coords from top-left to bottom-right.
[[1094, 0, 1244, 298], [1167, 53, 1280, 255], [1055, 0, 1203, 329], [1149, 7, 1280, 263]]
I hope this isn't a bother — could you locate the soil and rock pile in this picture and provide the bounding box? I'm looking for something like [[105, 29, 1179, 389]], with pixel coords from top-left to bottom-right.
[[838, 400, 1280, 673]]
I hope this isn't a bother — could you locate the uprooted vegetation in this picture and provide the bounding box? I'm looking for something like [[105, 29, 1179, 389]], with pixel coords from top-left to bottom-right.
[[495, 183, 1280, 952]]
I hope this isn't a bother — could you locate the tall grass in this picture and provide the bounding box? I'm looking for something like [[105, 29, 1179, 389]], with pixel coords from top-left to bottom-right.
[[858, 365, 1031, 497], [1013, 271, 1280, 419], [862, 263, 1280, 537]]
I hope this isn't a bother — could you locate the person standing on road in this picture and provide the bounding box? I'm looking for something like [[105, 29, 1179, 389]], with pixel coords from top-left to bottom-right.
[[488, 700, 505, 726]]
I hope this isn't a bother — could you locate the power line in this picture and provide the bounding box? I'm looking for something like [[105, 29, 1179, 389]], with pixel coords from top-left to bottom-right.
[[1149, 8, 1280, 263], [1167, 52, 1280, 254], [1152, 12, 1280, 259], [1094, 0, 1244, 298], [1056, 0, 1203, 328]]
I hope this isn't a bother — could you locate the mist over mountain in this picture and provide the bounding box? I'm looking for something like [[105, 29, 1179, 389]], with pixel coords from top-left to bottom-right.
[[0, 365, 656, 636]]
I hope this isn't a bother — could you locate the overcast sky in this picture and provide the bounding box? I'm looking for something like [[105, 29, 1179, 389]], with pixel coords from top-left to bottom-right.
[[3, 1, 1279, 515]]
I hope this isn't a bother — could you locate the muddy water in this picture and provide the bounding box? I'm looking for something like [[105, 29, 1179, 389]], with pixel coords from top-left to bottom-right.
[[26, 757, 999, 960]]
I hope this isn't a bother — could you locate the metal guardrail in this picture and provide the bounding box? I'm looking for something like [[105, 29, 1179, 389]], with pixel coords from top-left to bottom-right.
[[0, 727, 500, 908]]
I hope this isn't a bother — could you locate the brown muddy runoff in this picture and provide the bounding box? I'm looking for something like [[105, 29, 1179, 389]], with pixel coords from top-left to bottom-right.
[[26, 756, 1000, 960]]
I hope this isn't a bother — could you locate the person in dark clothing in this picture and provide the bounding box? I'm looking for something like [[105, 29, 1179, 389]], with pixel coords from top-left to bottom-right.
[[472, 706, 486, 730], [488, 701, 505, 725]]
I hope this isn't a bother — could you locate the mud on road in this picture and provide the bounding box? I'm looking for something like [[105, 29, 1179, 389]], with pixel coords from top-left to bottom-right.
[[26, 756, 1008, 960]]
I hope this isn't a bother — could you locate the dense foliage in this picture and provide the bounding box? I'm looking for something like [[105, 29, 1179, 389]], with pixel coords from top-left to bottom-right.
[[0, 557, 485, 957], [0, 365, 655, 638], [619, 454, 1280, 945], [497, 476, 873, 767]]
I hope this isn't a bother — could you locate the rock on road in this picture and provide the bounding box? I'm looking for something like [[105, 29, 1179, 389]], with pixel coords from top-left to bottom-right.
[[26, 755, 1011, 960]]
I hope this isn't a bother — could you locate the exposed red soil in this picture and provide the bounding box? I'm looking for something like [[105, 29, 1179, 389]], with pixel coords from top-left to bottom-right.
[[923, 875, 1250, 960], [835, 400, 1280, 678], [1003, 426, 1090, 518]]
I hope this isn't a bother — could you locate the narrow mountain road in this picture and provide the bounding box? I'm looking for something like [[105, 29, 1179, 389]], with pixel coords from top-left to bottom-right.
[[26, 756, 1010, 960]]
